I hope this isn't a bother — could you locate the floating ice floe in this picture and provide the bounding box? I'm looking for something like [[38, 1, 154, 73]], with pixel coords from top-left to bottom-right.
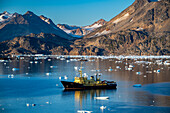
[[133, 84, 142, 87], [157, 69, 160, 73], [164, 61, 170, 65], [127, 68, 133, 71], [116, 66, 120, 69], [32, 104, 36, 106], [77, 110, 93, 113], [64, 76, 68, 80], [26, 103, 30, 107], [136, 72, 142, 75], [59, 76, 68, 80], [12, 68, 19, 71], [46, 73, 51, 76], [94, 97, 109, 100], [59, 76, 61, 80], [48, 59, 51, 61], [129, 64, 134, 68], [108, 68, 113, 72], [74, 66, 78, 70], [50, 66, 57, 68], [8, 74, 14, 78], [66, 60, 70, 63], [100, 106, 106, 110], [60, 58, 65, 61]]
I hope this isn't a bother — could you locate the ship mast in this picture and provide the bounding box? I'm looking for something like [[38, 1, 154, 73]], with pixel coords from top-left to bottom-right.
[[79, 62, 83, 77]]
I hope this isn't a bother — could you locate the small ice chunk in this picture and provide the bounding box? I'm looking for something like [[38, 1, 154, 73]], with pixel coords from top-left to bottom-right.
[[32, 104, 36, 106], [116, 66, 120, 69], [46, 73, 50, 76], [133, 84, 142, 87], [108, 69, 112, 72], [64, 76, 68, 80], [26, 103, 30, 107], [100, 106, 106, 110], [136, 72, 141, 75], [157, 69, 160, 73], [129, 65, 134, 68], [12, 68, 19, 71], [74, 66, 78, 70]]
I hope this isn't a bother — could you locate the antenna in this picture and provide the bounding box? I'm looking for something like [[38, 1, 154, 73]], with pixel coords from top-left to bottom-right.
[[79, 62, 83, 77]]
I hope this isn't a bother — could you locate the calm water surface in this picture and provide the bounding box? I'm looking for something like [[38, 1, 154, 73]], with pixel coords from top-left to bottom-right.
[[0, 57, 170, 113]]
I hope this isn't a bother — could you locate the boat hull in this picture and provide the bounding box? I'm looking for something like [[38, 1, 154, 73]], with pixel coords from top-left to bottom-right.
[[61, 81, 117, 90]]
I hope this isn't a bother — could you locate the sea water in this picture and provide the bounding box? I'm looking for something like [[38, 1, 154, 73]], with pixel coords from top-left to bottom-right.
[[0, 57, 170, 113]]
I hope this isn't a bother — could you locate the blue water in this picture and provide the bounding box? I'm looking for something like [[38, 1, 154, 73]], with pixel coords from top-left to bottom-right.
[[0, 58, 170, 113]]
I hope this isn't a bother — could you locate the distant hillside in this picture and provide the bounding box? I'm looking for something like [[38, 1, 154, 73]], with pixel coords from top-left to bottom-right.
[[57, 19, 107, 37]]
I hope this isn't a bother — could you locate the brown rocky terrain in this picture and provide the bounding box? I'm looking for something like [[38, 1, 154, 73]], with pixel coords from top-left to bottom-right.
[[70, 0, 170, 55], [0, 33, 72, 55], [0, 0, 169, 56]]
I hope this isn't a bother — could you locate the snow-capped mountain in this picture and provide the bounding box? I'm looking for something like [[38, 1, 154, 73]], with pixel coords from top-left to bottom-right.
[[0, 11, 13, 23], [0, 11, 73, 42], [57, 19, 107, 37]]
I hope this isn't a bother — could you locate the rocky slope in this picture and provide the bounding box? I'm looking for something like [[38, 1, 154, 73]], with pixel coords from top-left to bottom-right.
[[0, 33, 72, 55], [0, 11, 73, 42], [70, 0, 170, 55], [57, 19, 107, 37], [0, 0, 169, 56]]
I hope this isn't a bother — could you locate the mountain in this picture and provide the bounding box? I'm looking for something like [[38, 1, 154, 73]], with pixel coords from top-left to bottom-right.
[[0, 0, 169, 56], [57, 19, 107, 37], [0, 11, 73, 42], [84, 0, 169, 38], [69, 0, 170, 55], [0, 32, 72, 55]]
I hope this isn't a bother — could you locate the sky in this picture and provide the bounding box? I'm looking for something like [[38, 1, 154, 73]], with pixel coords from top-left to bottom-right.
[[0, 0, 135, 26]]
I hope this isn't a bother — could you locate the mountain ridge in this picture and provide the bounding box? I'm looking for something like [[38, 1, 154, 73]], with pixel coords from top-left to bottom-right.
[[0, 0, 169, 56], [0, 11, 73, 42]]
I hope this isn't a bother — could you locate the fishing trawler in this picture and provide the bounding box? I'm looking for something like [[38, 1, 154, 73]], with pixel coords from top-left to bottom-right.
[[61, 63, 117, 90]]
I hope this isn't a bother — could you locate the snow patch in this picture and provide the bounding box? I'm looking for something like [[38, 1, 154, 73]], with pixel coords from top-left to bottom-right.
[[84, 23, 102, 30], [113, 13, 129, 24], [136, 27, 144, 31], [0, 12, 13, 23], [93, 30, 111, 37]]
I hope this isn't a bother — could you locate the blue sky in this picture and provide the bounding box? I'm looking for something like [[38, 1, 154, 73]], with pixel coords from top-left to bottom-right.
[[0, 0, 135, 26]]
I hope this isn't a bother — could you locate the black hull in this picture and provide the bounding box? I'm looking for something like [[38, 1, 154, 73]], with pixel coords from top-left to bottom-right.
[[61, 81, 117, 90]]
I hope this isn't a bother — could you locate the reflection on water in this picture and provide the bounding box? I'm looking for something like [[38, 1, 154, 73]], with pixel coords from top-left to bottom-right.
[[0, 57, 170, 113], [63, 89, 117, 109]]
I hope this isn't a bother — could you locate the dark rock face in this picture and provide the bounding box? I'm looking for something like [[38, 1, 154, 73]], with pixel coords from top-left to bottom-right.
[[70, 30, 169, 55], [0, 33, 72, 55]]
